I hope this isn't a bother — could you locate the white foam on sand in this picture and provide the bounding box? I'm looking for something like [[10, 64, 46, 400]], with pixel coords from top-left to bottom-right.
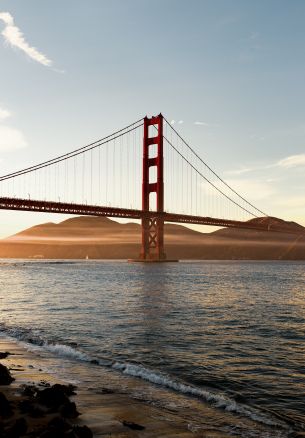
[[112, 361, 288, 429]]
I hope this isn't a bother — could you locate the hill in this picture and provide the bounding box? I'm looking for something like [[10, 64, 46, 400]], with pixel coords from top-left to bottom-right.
[[0, 215, 304, 260]]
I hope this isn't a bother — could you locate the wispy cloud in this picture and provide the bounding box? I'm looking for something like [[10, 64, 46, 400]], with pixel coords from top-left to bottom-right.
[[194, 121, 210, 127], [276, 154, 305, 169], [194, 121, 220, 128], [227, 152, 305, 176], [170, 120, 183, 125], [0, 106, 11, 120], [0, 11, 52, 66]]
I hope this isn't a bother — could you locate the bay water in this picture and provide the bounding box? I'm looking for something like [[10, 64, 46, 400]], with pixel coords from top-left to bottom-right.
[[0, 260, 304, 437]]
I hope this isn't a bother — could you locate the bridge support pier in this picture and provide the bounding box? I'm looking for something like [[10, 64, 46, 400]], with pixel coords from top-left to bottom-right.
[[140, 215, 166, 261], [140, 114, 166, 261], [130, 113, 177, 263]]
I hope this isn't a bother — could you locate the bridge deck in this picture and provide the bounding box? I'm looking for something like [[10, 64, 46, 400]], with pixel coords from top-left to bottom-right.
[[0, 197, 302, 236]]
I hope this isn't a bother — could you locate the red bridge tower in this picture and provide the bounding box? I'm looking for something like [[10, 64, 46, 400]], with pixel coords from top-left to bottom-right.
[[140, 114, 166, 261]]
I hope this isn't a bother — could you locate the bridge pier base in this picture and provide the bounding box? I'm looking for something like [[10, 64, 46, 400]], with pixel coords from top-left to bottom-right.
[[128, 259, 179, 263], [140, 215, 166, 261], [128, 215, 178, 262]]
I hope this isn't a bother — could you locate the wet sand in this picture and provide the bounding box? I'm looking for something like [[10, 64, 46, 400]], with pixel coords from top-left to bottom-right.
[[0, 338, 229, 437]]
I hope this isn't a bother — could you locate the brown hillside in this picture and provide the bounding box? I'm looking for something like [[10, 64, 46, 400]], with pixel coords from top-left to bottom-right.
[[0, 216, 304, 260]]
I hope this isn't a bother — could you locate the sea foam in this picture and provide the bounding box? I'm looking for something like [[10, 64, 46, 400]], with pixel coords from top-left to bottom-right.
[[0, 323, 291, 430]]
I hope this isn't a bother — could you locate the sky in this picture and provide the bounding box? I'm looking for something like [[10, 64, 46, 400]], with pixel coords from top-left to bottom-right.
[[0, 0, 305, 237]]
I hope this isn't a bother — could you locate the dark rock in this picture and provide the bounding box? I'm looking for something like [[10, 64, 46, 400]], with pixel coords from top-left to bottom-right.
[[122, 420, 145, 430], [38, 430, 65, 438], [0, 392, 12, 417], [29, 406, 45, 418], [0, 364, 14, 385], [18, 399, 32, 413], [65, 431, 77, 438], [48, 416, 70, 432], [73, 425, 93, 438], [37, 386, 70, 409], [0, 352, 10, 359], [69, 342, 78, 348], [21, 384, 37, 397], [36, 431, 50, 438], [39, 381, 50, 388], [54, 384, 77, 397], [6, 417, 27, 437], [46, 383, 76, 397], [99, 387, 114, 394], [18, 399, 45, 418], [59, 401, 80, 418], [90, 359, 99, 365]]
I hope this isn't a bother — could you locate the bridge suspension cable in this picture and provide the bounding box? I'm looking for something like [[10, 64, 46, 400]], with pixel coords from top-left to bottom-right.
[[0, 117, 144, 182], [163, 134, 257, 217], [0, 113, 267, 224], [162, 117, 267, 220], [163, 117, 267, 218], [0, 117, 144, 211]]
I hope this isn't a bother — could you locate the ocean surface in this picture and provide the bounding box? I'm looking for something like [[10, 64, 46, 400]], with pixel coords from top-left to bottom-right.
[[0, 260, 304, 437]]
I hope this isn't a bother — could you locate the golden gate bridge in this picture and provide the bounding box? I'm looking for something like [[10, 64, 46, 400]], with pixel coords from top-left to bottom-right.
[[0, 114, 301, 261]]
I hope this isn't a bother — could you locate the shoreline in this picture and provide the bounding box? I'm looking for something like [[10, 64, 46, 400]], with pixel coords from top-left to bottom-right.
[[0, 337, 229, 437], [1, 258, 305, 263]]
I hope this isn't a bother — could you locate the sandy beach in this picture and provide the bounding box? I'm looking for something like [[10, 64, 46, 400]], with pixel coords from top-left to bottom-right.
[[0, 337, 229, 437]]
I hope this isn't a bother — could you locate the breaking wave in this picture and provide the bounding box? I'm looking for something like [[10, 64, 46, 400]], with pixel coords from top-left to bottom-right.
[[0, 323, 292, 431], [112, 362, 288, 428]]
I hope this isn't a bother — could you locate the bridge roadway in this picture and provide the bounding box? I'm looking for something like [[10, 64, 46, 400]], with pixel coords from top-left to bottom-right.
[[0, 197, 303, 236]]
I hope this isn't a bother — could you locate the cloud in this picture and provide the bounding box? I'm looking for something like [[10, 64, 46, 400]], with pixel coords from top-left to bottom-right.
[[225, 167, 253, 176], [276, 154, 305, 169], [0, 125, 27, 151], [194, 121, 220, 128], [194, 121, 210, 126], [226, 153, 305, 176], [0, 106, 11, 120], [0, 11, 52, 66], [170, 120, 183, 125]]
